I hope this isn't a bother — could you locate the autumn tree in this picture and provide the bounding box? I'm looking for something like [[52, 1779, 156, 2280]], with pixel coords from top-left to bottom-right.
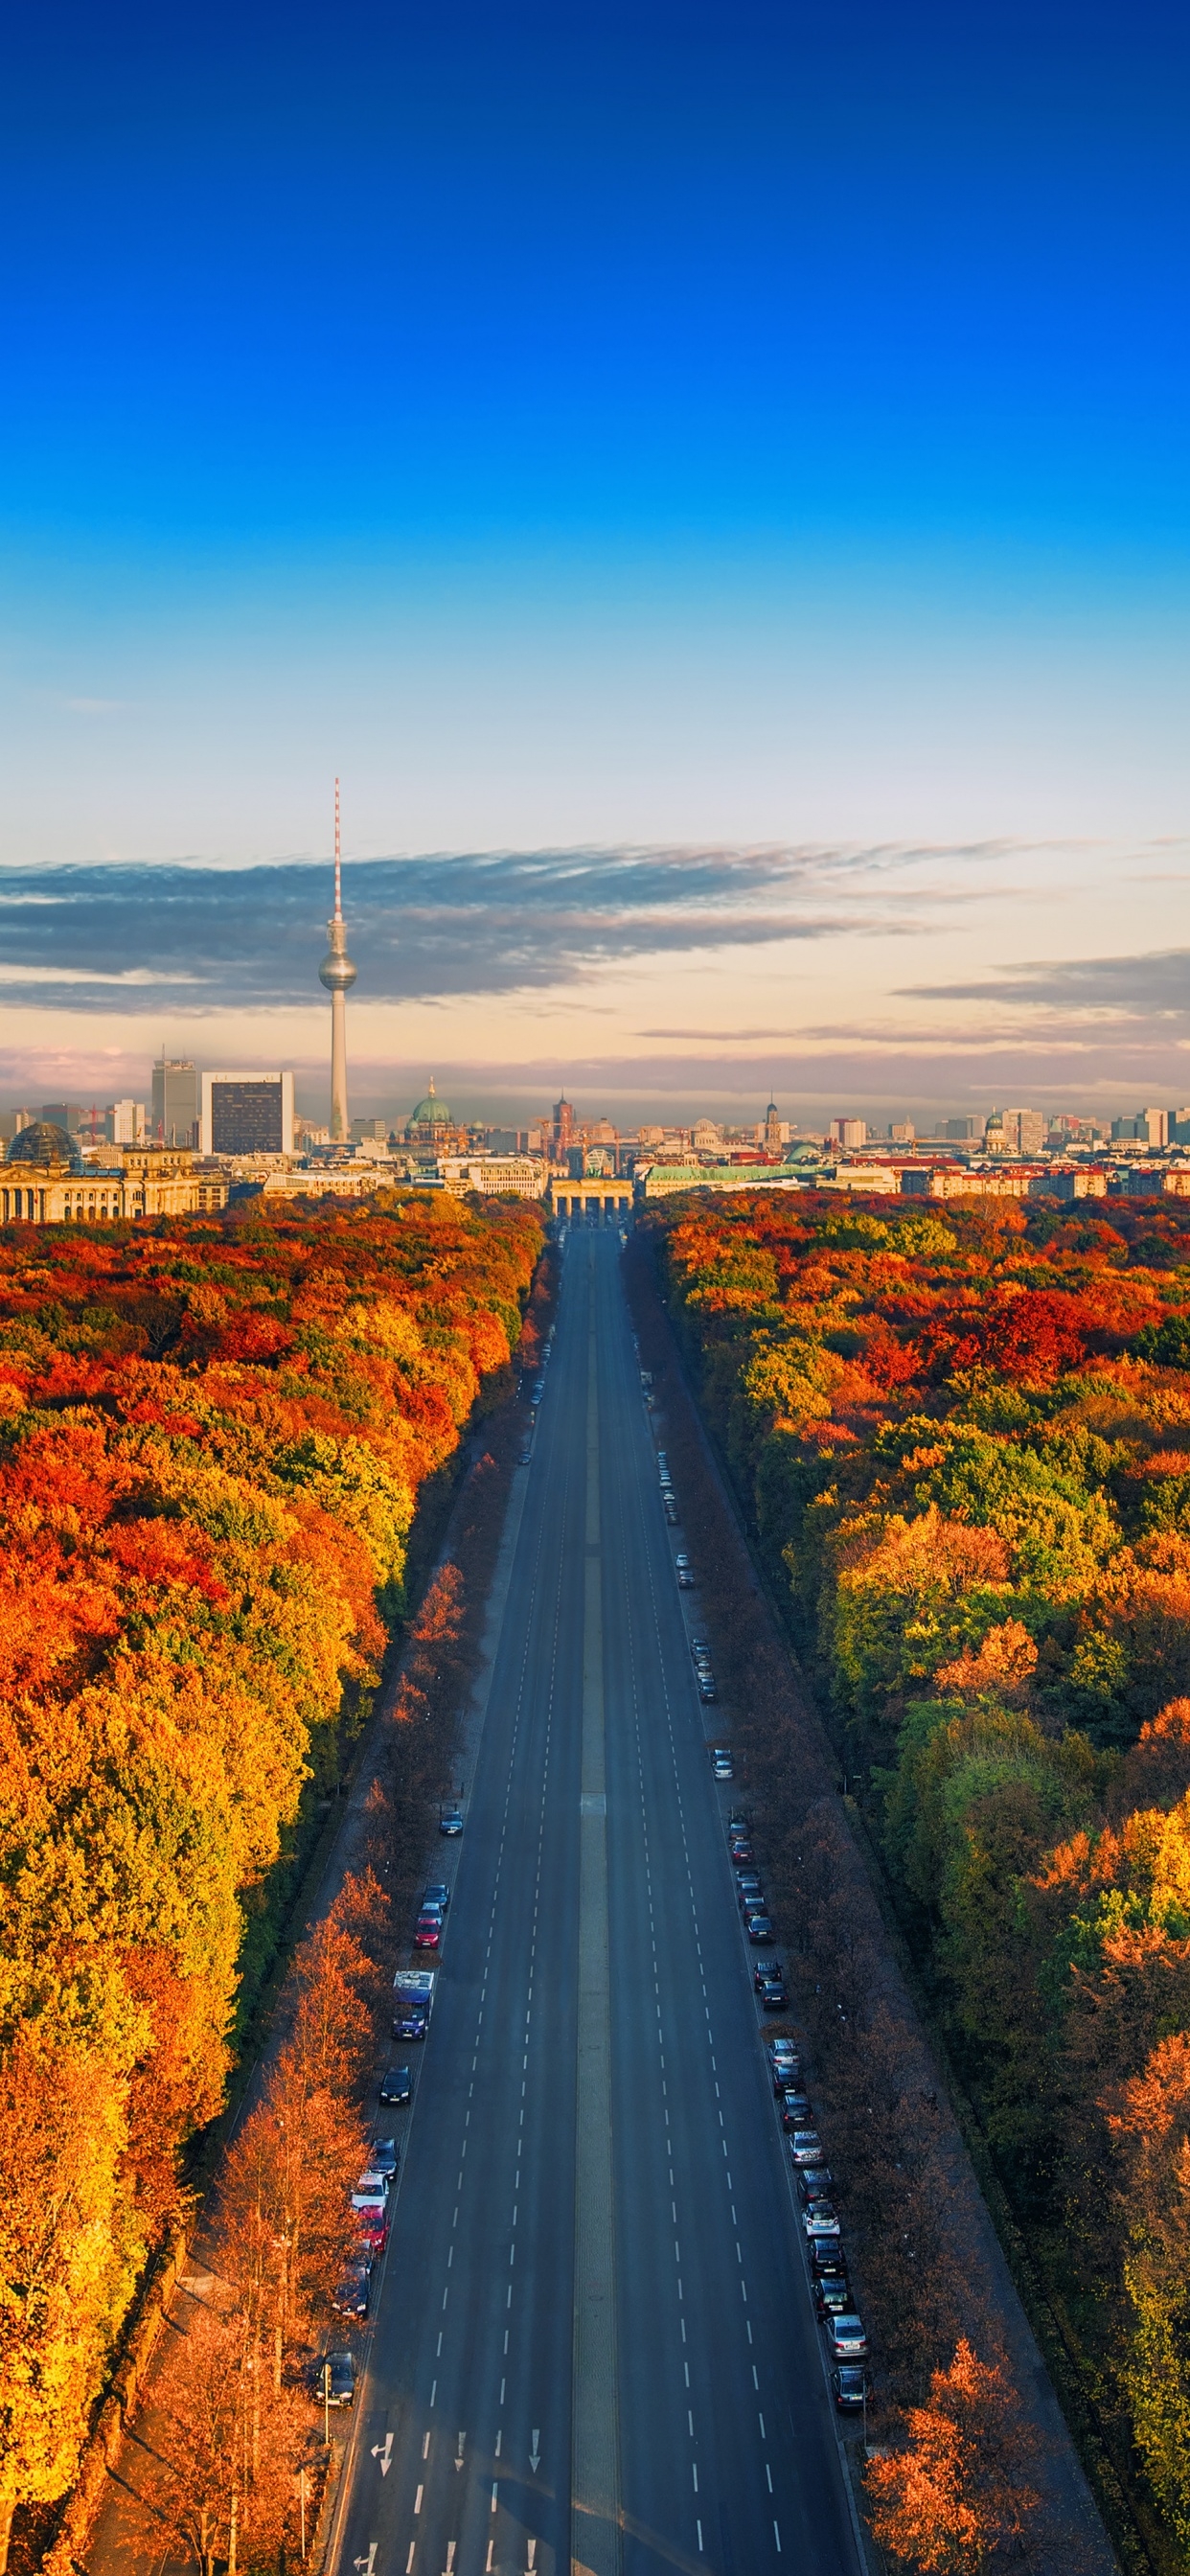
[[865, 2340, 1041, 2575]]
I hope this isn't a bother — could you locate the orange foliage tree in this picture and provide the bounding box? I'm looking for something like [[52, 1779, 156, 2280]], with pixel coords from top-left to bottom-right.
[[865, 2339, 1041, 2575], [0, 1192, 540, 2551]]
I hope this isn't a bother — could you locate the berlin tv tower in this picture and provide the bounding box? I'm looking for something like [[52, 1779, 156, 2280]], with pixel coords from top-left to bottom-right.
[[319, 778, 357, 1142]]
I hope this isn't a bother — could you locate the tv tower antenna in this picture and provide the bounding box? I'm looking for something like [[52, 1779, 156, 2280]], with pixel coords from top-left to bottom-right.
[[319, 775, 357, 1143]]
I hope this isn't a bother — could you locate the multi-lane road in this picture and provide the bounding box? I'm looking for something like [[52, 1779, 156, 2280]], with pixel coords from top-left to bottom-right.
[[332, 1228, 861, 2576]]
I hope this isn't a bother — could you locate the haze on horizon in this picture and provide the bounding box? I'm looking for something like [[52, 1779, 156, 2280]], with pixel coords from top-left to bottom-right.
[[1, 0, 1186, 1126]]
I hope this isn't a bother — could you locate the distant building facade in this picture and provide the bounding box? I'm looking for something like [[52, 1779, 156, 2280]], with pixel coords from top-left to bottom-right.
[[152, 1057, 200, 1147], [1, 1128, 228, 1223], [200, 1070, 295, 1157]]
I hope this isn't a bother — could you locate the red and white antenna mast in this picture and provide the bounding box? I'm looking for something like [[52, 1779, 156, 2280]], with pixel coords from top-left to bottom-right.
[[333, 775, 343, 923]]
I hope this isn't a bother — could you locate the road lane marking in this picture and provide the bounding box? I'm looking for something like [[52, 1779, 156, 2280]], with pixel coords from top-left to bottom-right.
[[414, 2486, 423, 2515], [407, 2550, 416, 2572], [423, 2433, 431, 2457]]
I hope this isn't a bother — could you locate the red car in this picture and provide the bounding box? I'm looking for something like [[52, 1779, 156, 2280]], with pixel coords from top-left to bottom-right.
[[355, 2213, 389, 2258], [413, 1913, 442, 1951]]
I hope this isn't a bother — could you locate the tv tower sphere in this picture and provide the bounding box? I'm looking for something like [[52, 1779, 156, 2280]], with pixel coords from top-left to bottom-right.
[[319, 779, 356, 1141]]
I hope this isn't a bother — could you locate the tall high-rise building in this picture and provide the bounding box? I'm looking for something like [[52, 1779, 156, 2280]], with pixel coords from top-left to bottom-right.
[[151, 1057, 199, 1146], [764, 1098, 783, 1153], [319, 779, 357, 1142], [200, 1071, 295, 1157], [552, 1094, 575, 1156]]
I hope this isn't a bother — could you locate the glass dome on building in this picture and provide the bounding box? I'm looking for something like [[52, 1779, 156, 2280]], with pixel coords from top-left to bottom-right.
[[6, 1121, 81, 1170]]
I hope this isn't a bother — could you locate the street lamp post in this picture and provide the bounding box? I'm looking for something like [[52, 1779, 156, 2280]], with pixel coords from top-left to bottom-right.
[[322, 2361, 332, 2449]]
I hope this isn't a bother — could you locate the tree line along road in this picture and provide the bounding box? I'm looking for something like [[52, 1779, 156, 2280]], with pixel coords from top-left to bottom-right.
[[331, 1227, 861, 2576]]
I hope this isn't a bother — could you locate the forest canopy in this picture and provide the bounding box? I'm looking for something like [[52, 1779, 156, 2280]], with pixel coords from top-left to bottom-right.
[[0, 1189, 541, 2547], [650, 1184, 1190, 2556]]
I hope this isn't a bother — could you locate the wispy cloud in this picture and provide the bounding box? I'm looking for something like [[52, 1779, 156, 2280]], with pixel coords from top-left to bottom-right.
[[902, 949, 1190, 1024], [0, 840, 998, 1017]]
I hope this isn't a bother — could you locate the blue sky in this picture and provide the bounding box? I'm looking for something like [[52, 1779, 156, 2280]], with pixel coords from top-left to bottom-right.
[[1, 0, 1188, 1122]]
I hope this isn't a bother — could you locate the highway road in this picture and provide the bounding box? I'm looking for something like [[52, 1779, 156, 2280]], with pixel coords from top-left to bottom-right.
[[332, 1228, 860, 2576]]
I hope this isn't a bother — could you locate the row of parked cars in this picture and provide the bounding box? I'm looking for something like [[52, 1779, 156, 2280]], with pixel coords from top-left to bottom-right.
[[322, 1860, 458, 2401], [655, 1442, 679, 1526], [725, 1812, 871, 2416]]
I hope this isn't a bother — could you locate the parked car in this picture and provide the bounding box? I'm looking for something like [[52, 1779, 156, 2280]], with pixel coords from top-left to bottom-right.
[[780, 2091, 812, 2129], [814, 2275, 852, 2322], [803, 2203, 842, 2241], [516, 1446, 533, 1466], [797, 2169, 834, 2206], [767, 2038, 799, 2075], [663, 1497, 678, 1523], [378, 2065, 411, 2105], [829, 2315, 869, 2360], [354, 2213, 389, 2257], [423, 1882, 449, 1912], [759, 1976, 789, 2011], [746, 1913, 774, 1944], [332, 2268, 370, 2319], [698, 1676, 719, 1703], [323, 2351, 356, 2408], [737, 1873, 764, 1904], [832, 2365, 867, 2413], [713, 1756, 734, 1780], [729, 1840, 755, 1866], [369, 2138, 399, 2177], [753, 1960, 779, 1992], [352, 2172, 389, 2209], [413, 1913, 442, 1950], [439, 1806, 464, 1835], [812, 2239, 848, 2279], [790, 2128, 824, 2166]]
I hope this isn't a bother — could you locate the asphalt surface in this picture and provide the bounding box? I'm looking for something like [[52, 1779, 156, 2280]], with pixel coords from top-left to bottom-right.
[[332, 1229, 860, 2576]]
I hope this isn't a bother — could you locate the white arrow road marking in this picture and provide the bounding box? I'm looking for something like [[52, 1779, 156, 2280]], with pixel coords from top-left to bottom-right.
[[529, 2430, 540, 2473], [455, 2432, 466, 2471], [354, 2550, 378, 2576], [372, 2435, 394, 2476], [445, 2548, 456, 2576], [527, 2543, 538, 2571]]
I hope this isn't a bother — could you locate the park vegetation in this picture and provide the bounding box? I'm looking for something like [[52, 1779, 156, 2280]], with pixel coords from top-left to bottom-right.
[[648, 1184, 1190, 2566], [0, 1189, 542, 2566]]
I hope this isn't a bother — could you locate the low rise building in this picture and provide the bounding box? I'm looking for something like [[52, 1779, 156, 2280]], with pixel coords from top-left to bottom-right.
[[1, 1127, 228, 1222]]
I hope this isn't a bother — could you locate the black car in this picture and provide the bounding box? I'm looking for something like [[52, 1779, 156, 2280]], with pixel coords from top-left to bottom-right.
[[378, 2065, 412, 2105], [423, 1882, 449, 1912], [797, 2168, 834, 2206], [746, 1913, 774, 1944], [516, 1446, 533, 1466], [753, 1959, 779, 1991], [369, 2137, 399, 2177], [812, 2262, 850, 2316], [698, 1676, 719, 1703], [832, 2365, 867, 2414], [760, 1977, 789, 2011], [332, 2268, 370, 2319], [737, 1875, 764, 1906], [780, 2091, 812, 2129], [323, 2351, 356, 2408]]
